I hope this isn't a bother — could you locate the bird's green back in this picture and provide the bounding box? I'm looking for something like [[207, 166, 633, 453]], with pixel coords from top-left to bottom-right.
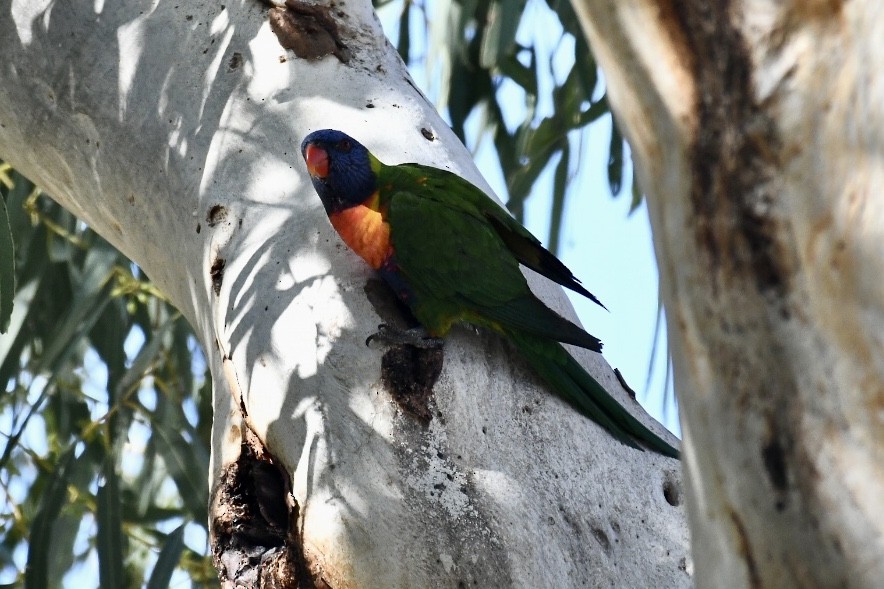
[[377, 163, 527, 335], [375, 161, 602, 351]]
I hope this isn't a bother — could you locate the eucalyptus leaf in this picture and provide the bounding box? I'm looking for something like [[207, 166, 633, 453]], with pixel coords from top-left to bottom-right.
[[480, 0, 522, 69], [608, 119, 624, 196], [0, 278, 38, 377], [146, 524, 186, 589], [497, 52, 537, 96], [25, 447, 77, 589], [36, 264, 115, 375], [630, 173, 644, 213], [44, 512, 81, 589], [97, 464, 126, 589], [152, 412, 209, 523], [548, 143, 570, 255], [0, 191, 15, 333], [397, 0, 412, 64], [116, 315, 176, 399]]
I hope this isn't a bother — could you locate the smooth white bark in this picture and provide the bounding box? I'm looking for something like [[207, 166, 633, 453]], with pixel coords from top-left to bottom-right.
[[572, 0, 884, 587], [0, 1, 688, 585]]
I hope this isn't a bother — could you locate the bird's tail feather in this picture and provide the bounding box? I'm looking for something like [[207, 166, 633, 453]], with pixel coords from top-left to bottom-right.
[[507, 329, 680, 459]]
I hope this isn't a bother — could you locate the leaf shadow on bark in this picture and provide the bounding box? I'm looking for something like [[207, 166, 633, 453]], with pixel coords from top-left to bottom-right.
[[0, 1, 692, 586]]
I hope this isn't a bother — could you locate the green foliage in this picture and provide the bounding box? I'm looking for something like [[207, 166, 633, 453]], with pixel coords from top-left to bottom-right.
[[389, 0, 632, 253], [0, 169, 214, 587], [0, 164, 17, 333]]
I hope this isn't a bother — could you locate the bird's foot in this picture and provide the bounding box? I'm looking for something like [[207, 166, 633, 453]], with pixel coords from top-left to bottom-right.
[[366, 324, 445, 349]]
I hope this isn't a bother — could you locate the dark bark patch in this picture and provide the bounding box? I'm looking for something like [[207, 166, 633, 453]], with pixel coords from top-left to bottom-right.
[[211, 427, 318, 588], [381, 344, 444, 424], [363, 280, 444, 422], [762, 436, 788, 493], [591, 525, 613, 555], [671, 2, 792, 298], [206, 204, 228, 227], [762, 424, 790, 512], [662, 470, 683, 507], [229, 51, 243, 71], [269, 0, 351, 63], [210, 257, 226, 295]]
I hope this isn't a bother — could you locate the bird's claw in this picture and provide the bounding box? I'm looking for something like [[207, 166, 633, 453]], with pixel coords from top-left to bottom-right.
[[366, 324, 445, 349]]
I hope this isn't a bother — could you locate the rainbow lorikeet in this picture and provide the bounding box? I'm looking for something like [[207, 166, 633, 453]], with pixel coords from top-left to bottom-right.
[[300, 129, 678, 458]]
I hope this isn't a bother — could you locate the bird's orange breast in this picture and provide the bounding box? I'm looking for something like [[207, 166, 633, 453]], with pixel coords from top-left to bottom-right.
[[328, 193, 392, 269]]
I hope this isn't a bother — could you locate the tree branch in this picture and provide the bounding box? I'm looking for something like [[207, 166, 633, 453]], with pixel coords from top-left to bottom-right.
[[572, 0, 884, 586], [0, 1, 689, 585]]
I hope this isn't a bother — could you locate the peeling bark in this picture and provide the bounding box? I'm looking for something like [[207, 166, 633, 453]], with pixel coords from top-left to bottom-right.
[[572, 0, 884, 586]]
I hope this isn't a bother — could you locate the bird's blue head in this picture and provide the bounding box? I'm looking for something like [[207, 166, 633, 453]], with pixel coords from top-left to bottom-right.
[[301, 129, 378, 214]]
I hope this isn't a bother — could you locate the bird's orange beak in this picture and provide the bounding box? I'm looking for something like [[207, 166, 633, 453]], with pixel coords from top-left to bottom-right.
[[304, 143, 329, 178]]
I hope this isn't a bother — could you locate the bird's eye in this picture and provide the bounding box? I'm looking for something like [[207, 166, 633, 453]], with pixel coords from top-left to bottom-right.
[[337, 139, 351, 152]]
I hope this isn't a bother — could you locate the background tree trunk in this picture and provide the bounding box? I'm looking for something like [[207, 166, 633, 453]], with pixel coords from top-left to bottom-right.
[[0, 0, 688, 586], [570, 0, 884, 587]]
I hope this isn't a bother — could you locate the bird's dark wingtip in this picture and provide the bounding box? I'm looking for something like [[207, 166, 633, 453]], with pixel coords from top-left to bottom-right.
[[569, 282, 609, 312], [593, 297, 610, 312]]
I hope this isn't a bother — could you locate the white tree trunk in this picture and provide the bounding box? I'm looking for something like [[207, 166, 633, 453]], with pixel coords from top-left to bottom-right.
[[0, 1, 688, 586], [571, 1, 884, 587]]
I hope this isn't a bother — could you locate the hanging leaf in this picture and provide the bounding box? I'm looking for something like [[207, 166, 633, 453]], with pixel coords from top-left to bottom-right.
[[497, 50, 537, 96], [146, 524, 186, 589], [25, 447, 78, 589], [97, 464, 126, 589], [151, 405, 210, 523], [577, 96, 609, 127], [0, 186, 15, 333], [547, 142, 569, 255], [0, 278, 38, 379], [479, 0, 523, 69], [397, 0, 412, 64], [479, 0, 502, 68], [607, 117, 624, 196], [447, 40, 489, 141], [630, 172, 644, 213]]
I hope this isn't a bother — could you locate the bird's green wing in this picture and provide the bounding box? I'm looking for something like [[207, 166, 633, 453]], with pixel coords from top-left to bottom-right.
[[385, 187, 601, 351], [375, 161, 678, 457], [387, 163, 606, 309], [385, 185, 526, 312], [475, 294, 602, 352]]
